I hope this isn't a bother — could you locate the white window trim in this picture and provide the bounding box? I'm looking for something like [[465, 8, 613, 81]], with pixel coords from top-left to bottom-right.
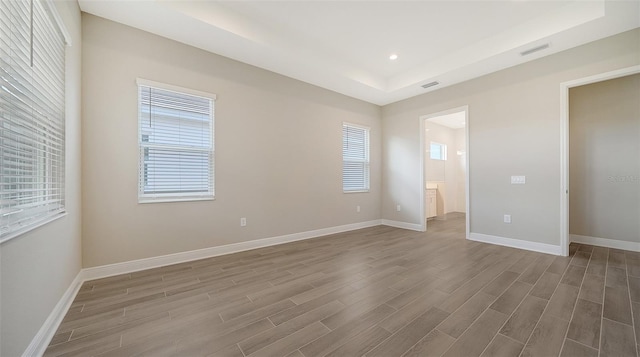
[[0, 213, 67, 244], [342, 122, 371, 193], [45, 0, 72, 46], [136, 78, 216, 203], [136, 78, 217, 101]]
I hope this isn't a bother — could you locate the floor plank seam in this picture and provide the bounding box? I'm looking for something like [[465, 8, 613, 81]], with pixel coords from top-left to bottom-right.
[[438, 258, 524, 355], [602, 316, 634, 327], [521, 252, 585, 357], [566, 336, 600, 351], [476, 273, 537, 357], [597, 249, 610, 357], [43, 218, 640, 357], [500, 331, 523, 345], [626, 266, 640, 357]]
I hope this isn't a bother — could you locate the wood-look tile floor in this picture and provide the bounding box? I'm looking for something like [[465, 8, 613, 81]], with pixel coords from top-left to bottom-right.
[[45, 213, 640, 357]]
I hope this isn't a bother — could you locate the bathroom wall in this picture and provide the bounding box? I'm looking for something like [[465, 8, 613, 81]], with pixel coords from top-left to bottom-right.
[[424, 121, 466, 216]]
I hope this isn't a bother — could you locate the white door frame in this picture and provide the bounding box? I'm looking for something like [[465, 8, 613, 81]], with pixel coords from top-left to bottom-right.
[[559, 65, 640, 256], [419, 105, 470, 239]]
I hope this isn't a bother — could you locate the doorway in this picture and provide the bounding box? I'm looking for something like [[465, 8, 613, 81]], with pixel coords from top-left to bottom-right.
[[420, 106, 469, 237], [560, 65, 640, 256]]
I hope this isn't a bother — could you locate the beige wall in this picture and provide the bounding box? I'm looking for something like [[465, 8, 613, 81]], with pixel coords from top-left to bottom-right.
[[382, 29, 640, 246], [569, 74, 640, 242], [1, 9, 637, 355], [81, 14, 382, 267], [0, 1, 83, 356]]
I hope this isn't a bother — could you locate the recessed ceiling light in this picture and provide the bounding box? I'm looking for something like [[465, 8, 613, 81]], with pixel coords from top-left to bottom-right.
[[389, 54, 398, 61]]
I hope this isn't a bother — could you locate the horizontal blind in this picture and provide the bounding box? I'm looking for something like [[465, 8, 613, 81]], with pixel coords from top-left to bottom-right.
[[138, 84, 214, 201], [342, 123, 370, 192], [0, 0, 66, 241]]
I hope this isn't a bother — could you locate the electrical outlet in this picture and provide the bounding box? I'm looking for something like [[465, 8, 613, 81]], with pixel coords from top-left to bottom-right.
[[396, 204, 401, 212], [240, 217, 247, 227], [504, 214, 511, 224], [356, 205, 361, 212]]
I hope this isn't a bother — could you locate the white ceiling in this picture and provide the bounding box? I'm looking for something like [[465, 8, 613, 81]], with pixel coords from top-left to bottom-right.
[[78, 0, 640, 105]]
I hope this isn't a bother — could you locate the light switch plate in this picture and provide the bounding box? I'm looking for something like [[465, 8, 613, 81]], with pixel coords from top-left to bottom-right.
[[511, 176, 526, 184]]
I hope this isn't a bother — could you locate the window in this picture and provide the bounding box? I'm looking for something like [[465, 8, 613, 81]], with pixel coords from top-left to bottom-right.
[[137, 79, 215, 203], [342, 123, 370, 192], [0, 0, 67, 242], [430, 142, 447, 160]]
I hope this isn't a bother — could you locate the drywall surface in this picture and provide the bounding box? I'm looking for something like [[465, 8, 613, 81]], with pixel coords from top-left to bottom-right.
[[569, 74, 640, 242], [0, 1, 83, 355], [81, 14, 382, 267], [454, 128, 467, 213], [382, 29, 640, 246]]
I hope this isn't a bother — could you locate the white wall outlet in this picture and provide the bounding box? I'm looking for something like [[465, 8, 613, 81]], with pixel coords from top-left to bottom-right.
[[240, 217, 247, 227], [356, 205, 361, 212], [511, 175, 526, 184], [396, 204, 401, 212], [504, 214, 511, 223]]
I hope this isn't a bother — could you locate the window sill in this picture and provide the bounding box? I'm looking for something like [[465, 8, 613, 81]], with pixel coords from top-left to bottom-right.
[[138, 196, 215, 204], [0, 211, 68, 244], [343, 190, 370, 194]]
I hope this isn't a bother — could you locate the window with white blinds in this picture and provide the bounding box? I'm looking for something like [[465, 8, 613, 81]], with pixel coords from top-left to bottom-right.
[[342, 123, 370, 193], [0, 0, 67, 242], [137, 79, 215, 203]]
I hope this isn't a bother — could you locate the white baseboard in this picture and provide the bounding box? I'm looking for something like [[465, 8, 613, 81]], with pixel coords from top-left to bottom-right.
[[24, 222, 584, 356], [469, 232, 563, 256], [570, 234, 640, 252], [25, 219, 383, 356], [82, 219, 382, 281], [381, 219, 424, 232], [22, 271, 85, 357]]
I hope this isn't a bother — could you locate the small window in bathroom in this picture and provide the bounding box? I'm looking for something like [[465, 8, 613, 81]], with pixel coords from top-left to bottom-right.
[[430, 142, 447, 160]]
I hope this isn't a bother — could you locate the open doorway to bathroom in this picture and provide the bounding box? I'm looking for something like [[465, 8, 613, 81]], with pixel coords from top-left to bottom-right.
[[420, 106, 469, 237]]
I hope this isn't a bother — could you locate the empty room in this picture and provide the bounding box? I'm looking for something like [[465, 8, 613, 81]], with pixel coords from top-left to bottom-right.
[[1, 1, 639, 356]]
